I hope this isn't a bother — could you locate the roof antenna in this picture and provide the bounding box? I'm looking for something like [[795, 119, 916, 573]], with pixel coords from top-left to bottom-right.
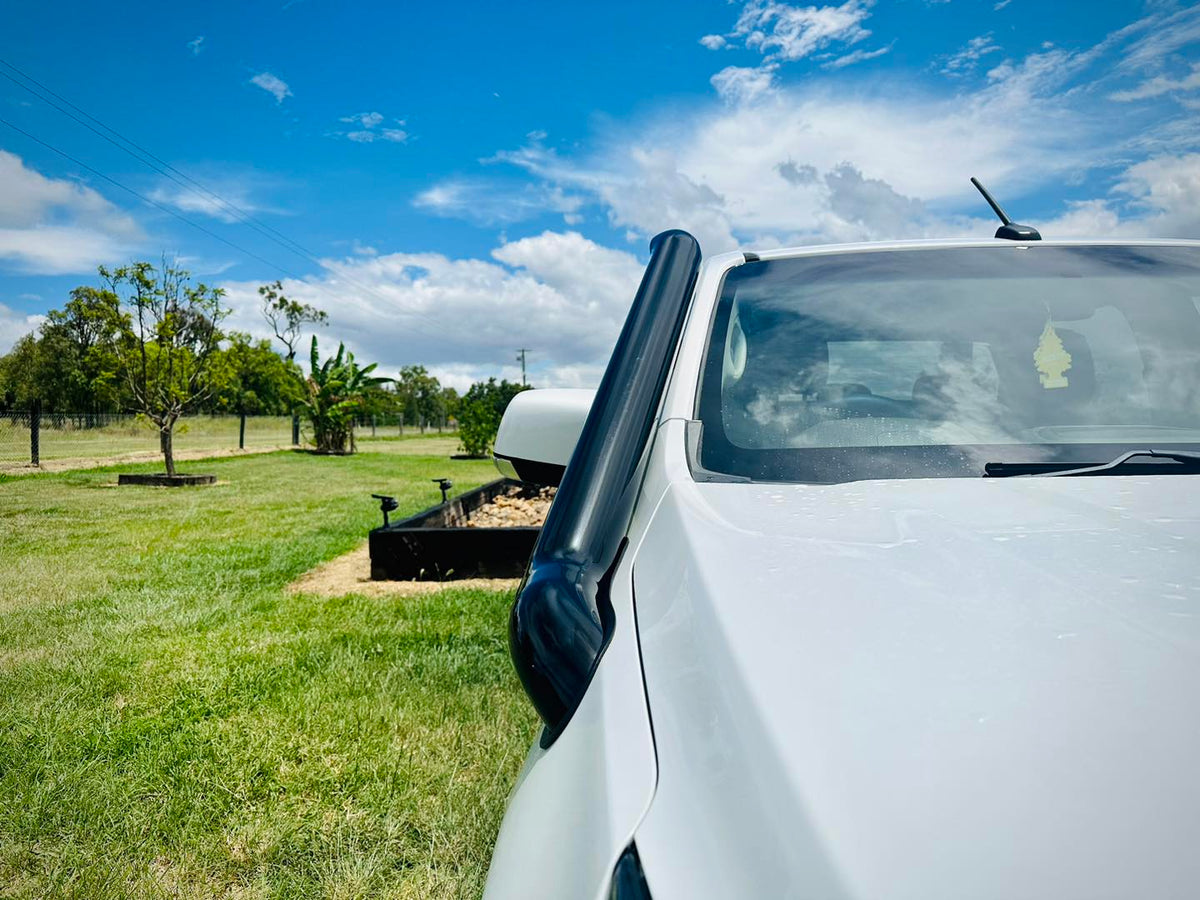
[[970, 177, 1041, 241]]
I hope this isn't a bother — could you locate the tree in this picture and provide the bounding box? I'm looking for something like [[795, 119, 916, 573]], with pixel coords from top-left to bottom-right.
[[440, 386, 460, 425], [457, 378, 529, 457], [210, 332, 304, 415], [395, 364, 444, 431], [259, 280, 327, 362], [301, 336, 390, 454], [104, 261, 228, 476], [0, 334, 41, 410], [0, 288, 128, 414], [38, 287, 128, 412]]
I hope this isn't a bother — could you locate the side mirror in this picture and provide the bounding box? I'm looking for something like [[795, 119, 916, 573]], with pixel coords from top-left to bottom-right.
[[493, 389, 595, 486]]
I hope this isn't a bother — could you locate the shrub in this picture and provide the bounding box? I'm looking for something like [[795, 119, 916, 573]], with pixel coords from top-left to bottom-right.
[[458, 378, 529, 458]]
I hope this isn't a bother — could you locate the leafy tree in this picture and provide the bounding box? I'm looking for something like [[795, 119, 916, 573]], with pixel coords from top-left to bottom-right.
[[38, 287, 128, 411], [395, 364, 445, 430], [0, 288, 127, 413], [0, 334, 41, 410], [211, 332, 304, 415], [457, 378, 529, 457], [259, 280, 328, 362], [301, 336, 391, 454], [440, 386, 460, 425], [104, 261, 228, 476]]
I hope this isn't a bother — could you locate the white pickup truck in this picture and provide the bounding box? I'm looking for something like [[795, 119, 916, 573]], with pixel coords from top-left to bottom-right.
[[485, 229, 1200, 900]]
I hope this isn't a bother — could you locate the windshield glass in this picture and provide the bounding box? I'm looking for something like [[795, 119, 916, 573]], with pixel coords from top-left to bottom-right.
[[695, 244, 1200, 483]]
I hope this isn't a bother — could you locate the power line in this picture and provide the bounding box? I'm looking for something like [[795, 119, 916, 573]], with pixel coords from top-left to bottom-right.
[[0, 114, 308, 279], [0, 58, 447, 329], [0, 90, 453, 340], [0, 58, 315, 263]]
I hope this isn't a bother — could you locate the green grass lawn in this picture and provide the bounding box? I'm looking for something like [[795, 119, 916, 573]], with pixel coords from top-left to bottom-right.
[[0, 444, 537, 898]]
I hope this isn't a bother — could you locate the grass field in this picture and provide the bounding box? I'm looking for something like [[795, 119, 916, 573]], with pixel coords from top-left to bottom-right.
[[0, 439, 537, 898], [0, 415, 455, 466], [0, 416, 294, 464]]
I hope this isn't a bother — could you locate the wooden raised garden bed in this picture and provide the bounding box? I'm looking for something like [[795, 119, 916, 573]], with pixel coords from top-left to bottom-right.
[[368, 479, 551, 581]]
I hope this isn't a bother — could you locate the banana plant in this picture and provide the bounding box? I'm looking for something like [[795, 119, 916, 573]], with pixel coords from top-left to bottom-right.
[[301, 335, 391, 454]]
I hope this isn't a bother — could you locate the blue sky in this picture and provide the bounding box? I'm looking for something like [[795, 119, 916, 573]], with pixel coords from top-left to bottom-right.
[[2, 0, 1198, 387]]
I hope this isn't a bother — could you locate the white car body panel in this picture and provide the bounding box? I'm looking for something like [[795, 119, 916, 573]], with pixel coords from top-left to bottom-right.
[[632, 469, 1200, 899], [484, 237, 1200, 898], [482, 548, 659, 900]]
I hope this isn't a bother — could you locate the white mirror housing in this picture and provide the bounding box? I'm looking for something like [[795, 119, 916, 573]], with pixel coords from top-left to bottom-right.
[[493, 389, 595, 485]]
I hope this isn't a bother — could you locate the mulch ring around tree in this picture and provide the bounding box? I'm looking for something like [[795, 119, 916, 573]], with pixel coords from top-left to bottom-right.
[[117, 473, 216, 486]]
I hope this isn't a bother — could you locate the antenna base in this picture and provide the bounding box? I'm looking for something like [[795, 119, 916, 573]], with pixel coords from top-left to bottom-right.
[[995, 223, 1041, 241]]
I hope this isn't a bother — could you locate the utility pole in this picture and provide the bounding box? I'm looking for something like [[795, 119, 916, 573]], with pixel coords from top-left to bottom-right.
[[516, 348, 530, 386]]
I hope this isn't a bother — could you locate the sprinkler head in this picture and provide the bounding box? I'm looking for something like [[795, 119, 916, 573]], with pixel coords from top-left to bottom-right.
[[432, 478, 453, 504], [371, 493, 399, 527]]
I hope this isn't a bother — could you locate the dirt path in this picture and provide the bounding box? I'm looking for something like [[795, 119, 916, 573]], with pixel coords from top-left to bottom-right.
[[288, 543, 520, 598], [0, 444, 293, 476]]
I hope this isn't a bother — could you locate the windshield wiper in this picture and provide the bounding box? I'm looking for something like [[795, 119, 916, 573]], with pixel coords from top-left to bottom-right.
[[985, 449, 1200, 478]]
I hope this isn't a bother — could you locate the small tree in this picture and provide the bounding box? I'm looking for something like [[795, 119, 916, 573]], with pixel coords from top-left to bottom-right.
[[395, 364, 444, 431], [259, 280, 327, 362], [458, 378, 529, 457], [301, 336, 390, 454], [103, 261, 227, 475]]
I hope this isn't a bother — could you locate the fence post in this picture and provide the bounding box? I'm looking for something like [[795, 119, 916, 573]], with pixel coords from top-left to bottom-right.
[[292, 414, 300, 446], [371, 414, 376, 438], [29, 398, 41, 466], [239, 410, 247, 450]]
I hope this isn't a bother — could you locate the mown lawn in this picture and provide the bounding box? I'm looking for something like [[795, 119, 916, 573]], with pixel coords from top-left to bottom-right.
[[0, 443, 537, 899]]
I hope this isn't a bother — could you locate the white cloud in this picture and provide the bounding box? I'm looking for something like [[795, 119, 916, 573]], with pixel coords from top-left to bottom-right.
[[414, 179, 584, 226], [1111, 153, 1200, 236], [711, 65, 778, 104], [147, 173, 279, 224], [940, 34, 1001, 76], [822, 43, 892, 70], [216, 231, 644, 388], [725, 0, 875, 63], [342, 112, 384, 129], [250, 72, 292, 104], [1115, 4, 1200, 75], [187, 36, 205, 56], [474, 75, 1098, 252], [1110, 62, 1200, 102], [0, 150, 142, 274], [336, 111, 407, 144], [416, 4, 1198, 255], [0, 302, 44, 354], [699, 34, 727, 50], [346, 129, 408, 143]]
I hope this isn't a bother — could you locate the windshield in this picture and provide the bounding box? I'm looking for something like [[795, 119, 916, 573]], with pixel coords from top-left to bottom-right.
[[695, 244, 1200, 483]]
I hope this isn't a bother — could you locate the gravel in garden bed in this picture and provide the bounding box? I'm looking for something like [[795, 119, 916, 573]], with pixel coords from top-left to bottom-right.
[[465, 486, 555, 528]]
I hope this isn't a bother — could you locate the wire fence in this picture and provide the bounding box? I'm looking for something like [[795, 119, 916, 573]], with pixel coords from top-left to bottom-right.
[[351, 413, 453, 439], [1, 404, 298, 469], [0, 404, 460, 470]]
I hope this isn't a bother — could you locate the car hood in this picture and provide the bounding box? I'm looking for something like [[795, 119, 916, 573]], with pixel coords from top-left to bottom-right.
[[631, 475, 1200, 900]]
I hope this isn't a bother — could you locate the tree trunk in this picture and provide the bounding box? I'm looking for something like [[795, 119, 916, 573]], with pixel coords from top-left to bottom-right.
[[161, 425, 176, 476]]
